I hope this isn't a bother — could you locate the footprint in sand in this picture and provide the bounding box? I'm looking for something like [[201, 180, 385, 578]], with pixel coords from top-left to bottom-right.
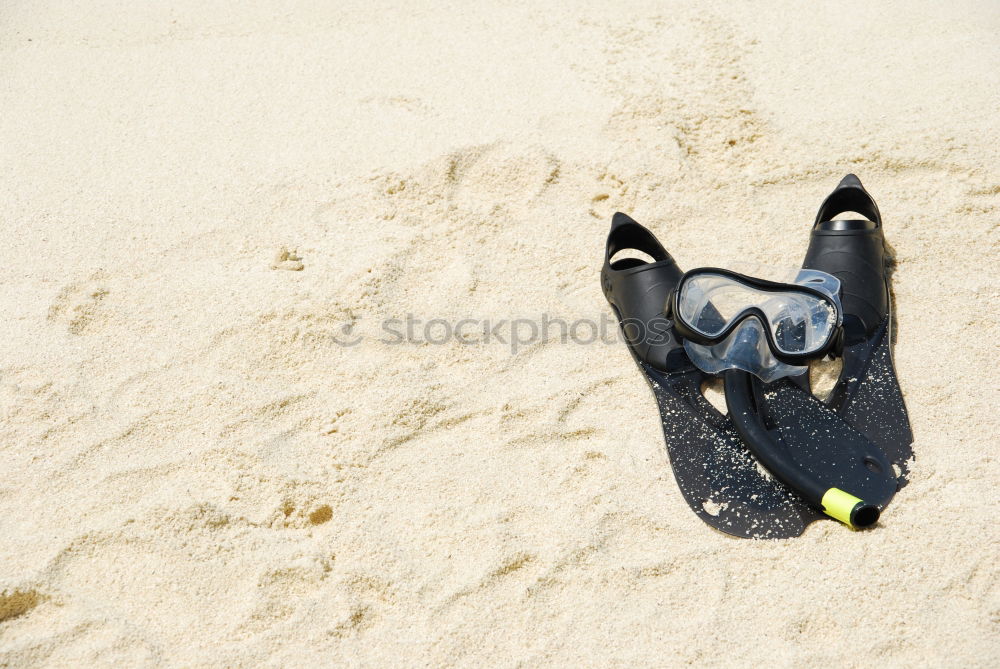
[[48, 275, 110, 334]]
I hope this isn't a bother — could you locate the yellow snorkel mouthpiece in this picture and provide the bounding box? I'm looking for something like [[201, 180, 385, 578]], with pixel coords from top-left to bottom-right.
[[821, 488, 880, 529]]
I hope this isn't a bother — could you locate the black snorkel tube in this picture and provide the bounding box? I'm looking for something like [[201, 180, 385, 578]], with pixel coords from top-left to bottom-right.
[[723, 370, 880, 529]]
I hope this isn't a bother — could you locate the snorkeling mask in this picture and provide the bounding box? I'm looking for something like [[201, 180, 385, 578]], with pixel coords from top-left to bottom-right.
[[669, 268, 843, 382]]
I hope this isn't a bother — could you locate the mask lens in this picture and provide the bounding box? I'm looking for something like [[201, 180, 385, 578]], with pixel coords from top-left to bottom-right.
[[678, 274, 758, 336], [768, 294, 837, 354]]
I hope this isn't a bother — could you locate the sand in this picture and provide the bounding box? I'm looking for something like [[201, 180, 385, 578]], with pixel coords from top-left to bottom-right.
[[1, 1, 998, 666]]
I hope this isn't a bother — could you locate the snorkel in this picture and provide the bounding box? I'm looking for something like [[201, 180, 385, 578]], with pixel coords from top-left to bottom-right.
[[723, 370, 880, 529]]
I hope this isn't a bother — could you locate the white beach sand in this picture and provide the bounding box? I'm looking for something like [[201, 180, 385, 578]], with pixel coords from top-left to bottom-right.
[[1, 1, 998, 666]]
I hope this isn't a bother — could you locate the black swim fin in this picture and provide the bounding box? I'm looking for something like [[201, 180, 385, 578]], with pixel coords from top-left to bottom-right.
[[801, 174, 914, 480], [722, 175, 912, 527], [602, 213, 821, 537]]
